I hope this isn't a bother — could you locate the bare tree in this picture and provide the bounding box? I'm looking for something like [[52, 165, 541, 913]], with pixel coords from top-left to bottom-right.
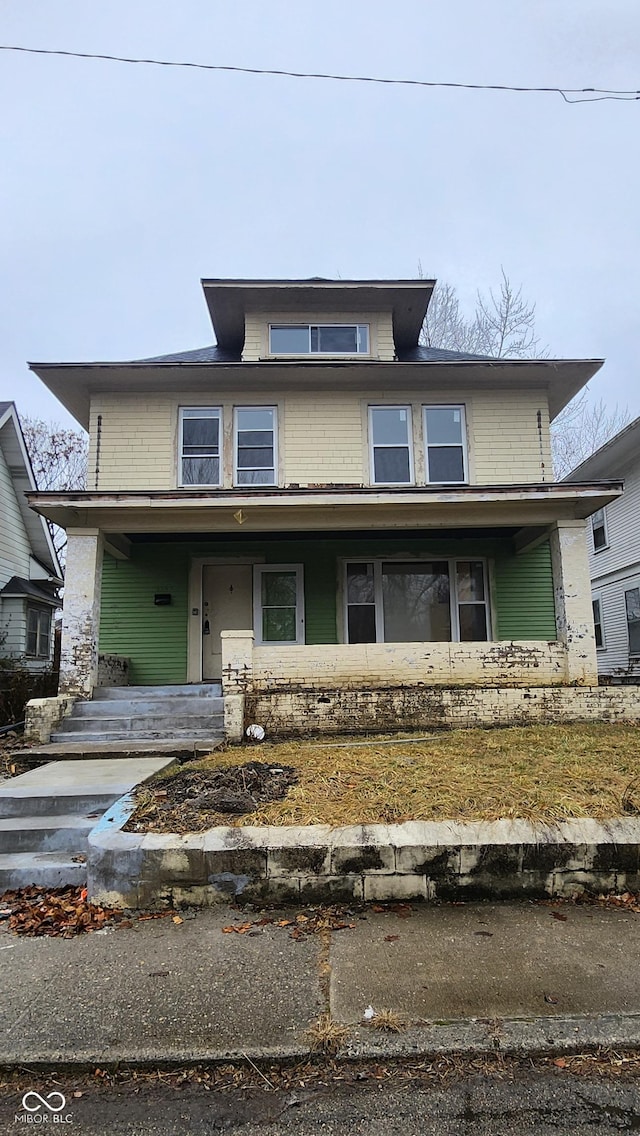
[[551, 395, 631, 479], [419, 267, 547, 359], [21, 415, 88, 559]]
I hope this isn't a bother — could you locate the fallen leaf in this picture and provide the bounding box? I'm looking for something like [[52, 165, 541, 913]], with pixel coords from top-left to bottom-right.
[[553, 1057, 567, 1068], [474, 931, 493, 937], [172, 916, 183, 925], [371, 904, 386, 913], [384, 934, 400, 942], [148, 970, 170, 977], [277, 919, 293, 927], [551, 911, 568, 922], [80, 888, 88, 901], [544, 993, 559, 1004], [72, 1091, 83, 1098]]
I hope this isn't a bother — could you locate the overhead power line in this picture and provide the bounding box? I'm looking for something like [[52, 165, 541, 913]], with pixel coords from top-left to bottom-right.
[[0, 44, 638, 103]]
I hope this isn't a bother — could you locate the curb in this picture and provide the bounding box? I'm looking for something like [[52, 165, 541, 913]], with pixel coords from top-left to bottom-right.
[[2, 1012, 640, 1072]]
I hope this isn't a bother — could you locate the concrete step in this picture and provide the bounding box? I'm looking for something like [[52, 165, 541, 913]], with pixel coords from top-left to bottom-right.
[[72, 697, 224, 718], [0, 758, 173, 818], [92, 684, 222, 700], [0, 852, 87, 890], [51, 729, 224, 744], [0, 815, 96, 854], [61, 714, 224, 734]]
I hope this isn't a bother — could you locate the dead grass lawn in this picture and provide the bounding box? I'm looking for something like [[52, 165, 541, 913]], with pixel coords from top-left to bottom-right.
[[132, 723, 640, 831]]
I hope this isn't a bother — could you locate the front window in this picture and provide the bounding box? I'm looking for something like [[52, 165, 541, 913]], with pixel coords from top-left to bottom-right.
[[345, 559, 489, 644], [254, 565, 304, 644], [592, 596, 605, 649], [625, 587, 640, 657], [26, 607, 52, 658], [369, 406, 413, 485], [234, 407, 277, 486], [591, 508, 608, 552], [179, 407, 221, 487], [269, 324, 369, 355], [424, 405, 467, 484]]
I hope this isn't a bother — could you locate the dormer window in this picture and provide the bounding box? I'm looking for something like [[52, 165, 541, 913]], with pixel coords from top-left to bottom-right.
[[269, 324, 369, 355]]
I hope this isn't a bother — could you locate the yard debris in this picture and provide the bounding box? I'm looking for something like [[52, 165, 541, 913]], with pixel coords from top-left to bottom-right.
[[0, 886, 129, 938], [305, 1014, 351, 1054], [221, 905, 357, 942], [366, 1009, 408, 1033], [363, 1005, 375, 1020]]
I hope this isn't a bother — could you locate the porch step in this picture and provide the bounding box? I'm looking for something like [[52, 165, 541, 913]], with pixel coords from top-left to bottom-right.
[[0, 852, 87, 890], [51, 729, 224, 745], [57, 714, 224, 734], [0, 814, 96, 854], [92, 684, 222, 700], [73, 697, 224, 718], [0, 791, 121, 820]]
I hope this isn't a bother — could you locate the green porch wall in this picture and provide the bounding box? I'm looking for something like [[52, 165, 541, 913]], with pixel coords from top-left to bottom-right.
[[99, 536, 557, 684]]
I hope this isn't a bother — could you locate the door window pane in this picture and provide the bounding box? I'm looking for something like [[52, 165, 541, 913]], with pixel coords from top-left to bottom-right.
[[382, 562, 451, 642]]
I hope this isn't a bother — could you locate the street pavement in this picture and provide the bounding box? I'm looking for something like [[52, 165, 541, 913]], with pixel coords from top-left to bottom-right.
[[1, 899, 640, 1067]]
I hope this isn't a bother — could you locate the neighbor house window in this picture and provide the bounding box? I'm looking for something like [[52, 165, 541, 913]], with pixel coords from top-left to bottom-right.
[[269, 324, 369, 355], [254, 565, 304, 644], [234, 407, 277, 486], [592, 596, 605, 649], [591, 508, 608, 552], [26, 607, 51, 658], [179, 407, 221, 486], [625, 587, 640, 657], [424, 405, 468, 484], [344, 559, 489, 644], [369, 406, 413, 485]]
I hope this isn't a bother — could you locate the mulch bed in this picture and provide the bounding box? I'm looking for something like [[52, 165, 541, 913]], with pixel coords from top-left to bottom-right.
[[126, 760, 299, 833]]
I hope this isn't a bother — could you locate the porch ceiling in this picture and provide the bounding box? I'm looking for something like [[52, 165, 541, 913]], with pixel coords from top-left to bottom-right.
[[28, 482, 623, 536]]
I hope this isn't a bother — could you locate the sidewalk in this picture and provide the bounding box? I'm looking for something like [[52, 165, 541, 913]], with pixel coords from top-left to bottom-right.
[[1, 899, 640, 1067]]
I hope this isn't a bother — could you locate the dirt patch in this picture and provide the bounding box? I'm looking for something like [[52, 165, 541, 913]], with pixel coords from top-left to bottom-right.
[[126, 760, 298, 833]]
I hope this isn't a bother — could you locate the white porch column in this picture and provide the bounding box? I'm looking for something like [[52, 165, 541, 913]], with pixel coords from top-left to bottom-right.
[[59, 528, 104, 698], [549, 519, 597, 685]]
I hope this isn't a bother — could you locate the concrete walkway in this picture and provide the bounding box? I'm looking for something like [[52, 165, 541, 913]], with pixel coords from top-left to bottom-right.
[[1, 899, 639, 1066]]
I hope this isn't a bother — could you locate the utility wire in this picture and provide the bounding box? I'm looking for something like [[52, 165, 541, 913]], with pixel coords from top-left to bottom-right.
[[0, 44, 638, 103]]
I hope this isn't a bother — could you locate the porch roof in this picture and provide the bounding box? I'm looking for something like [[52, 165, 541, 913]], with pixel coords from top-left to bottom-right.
[[28, 481, 622, 538]]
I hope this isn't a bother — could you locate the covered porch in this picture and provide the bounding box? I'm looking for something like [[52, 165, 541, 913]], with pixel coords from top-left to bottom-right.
[[29, 482, 622, 708]]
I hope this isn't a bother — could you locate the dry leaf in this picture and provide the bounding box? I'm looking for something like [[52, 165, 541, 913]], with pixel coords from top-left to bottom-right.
[[553, 1057, 567, 1068], [384, 934, 400, 942], [172, 916, 184, 925]]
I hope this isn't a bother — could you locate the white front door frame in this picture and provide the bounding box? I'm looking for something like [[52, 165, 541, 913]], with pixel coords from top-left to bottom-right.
[[187, 556, 264, 683]]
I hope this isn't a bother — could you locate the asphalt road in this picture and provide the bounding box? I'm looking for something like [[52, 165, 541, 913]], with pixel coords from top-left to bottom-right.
[[3, 1072, 640, 1134]]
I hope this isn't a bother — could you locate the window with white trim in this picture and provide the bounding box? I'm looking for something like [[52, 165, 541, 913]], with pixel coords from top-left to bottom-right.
[[269, 324, 369, 355], [253, 565, 304, 644], [234, 407, 277, 486], [369, 406, 413, 485], [424, 405, 468, 484], [26, 606, 52, 658], [592, 595, 605, 650], [625, 587, 640, 658], [179, 407, 221, 487], [591, 508, 608, 552], [344, 559, 489, 644]]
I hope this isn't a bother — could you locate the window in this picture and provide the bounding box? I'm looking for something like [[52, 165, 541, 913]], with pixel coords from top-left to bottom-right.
[[591, 508, 608, 552], [254, 565, 304, 644], [269, 324, 369, 355], [26, 607, 51, 658], [369, 406, 413, 485], [344, 559, 489, 644], [234, 407, 277, 486], [625, 587, 640, 657], [179, 407, 221, 486], [424, 405, 467, 484], [592, 596, 605, 650]]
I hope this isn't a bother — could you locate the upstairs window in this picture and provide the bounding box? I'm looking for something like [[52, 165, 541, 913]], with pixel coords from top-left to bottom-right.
[[424, 405, 468, 484], [591, 508, 608, 552], [234, 407, 277, 486], [369, 406, 413, 485], [179, 407, 221, 487], [269, 324, 369, 355]]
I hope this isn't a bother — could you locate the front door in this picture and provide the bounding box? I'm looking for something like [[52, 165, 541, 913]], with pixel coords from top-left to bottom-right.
[[202, 564, 253, 681]]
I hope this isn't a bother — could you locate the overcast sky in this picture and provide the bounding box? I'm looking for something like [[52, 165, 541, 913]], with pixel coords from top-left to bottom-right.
[[1, 1, 638, 429]]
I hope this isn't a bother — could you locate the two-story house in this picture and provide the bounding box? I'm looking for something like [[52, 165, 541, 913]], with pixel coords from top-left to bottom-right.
[[0, 402, 62, 670], [565, 416, 640, 680], [26, 278, 626, 739]]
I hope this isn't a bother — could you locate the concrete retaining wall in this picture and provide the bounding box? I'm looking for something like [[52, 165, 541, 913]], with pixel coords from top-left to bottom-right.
[[87, 801, 640, 909], [244, 684, 640, 737]]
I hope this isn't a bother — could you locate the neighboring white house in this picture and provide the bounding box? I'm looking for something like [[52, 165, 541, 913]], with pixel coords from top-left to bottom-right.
[[565, 416, 640, 680], [0, 402, 62, 670]]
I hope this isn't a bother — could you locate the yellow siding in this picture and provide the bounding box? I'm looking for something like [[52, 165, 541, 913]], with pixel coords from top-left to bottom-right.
[[242, 310, 395, 361], [88, 387, 552, 491]]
